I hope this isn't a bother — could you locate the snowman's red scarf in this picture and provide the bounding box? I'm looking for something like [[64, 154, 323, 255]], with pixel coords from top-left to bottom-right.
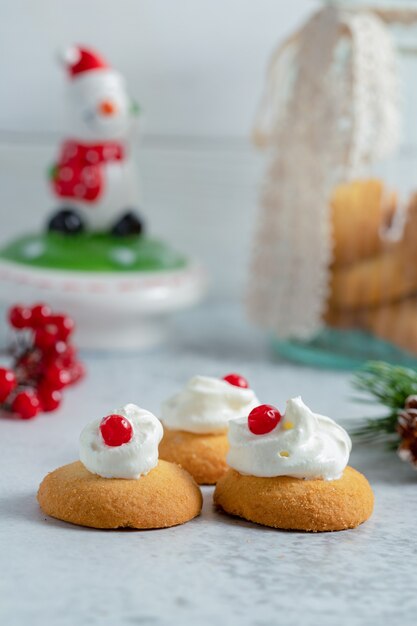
[[52, 140, 124, 203]]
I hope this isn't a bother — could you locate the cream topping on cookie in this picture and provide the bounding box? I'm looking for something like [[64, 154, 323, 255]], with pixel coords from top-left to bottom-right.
[[227, 396, 352, 480], [160, 375, 260, 434], [79, 403, 163, 479]]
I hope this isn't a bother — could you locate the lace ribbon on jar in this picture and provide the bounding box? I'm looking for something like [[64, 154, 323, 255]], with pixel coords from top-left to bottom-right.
[[248, 5, 400, 339]]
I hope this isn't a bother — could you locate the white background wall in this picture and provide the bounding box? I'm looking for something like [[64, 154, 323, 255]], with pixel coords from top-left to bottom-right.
[[0, 0, 317, 138], [0, 1, 318, 300]]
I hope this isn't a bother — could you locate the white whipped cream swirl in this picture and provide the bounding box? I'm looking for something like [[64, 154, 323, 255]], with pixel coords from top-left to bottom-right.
[[79, 403, 163, 479], [227, 396, 351, 481], [161, 375, 259, 434]]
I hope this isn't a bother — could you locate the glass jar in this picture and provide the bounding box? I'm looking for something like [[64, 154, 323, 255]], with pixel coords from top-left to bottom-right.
[[249, 1, 417, 368]]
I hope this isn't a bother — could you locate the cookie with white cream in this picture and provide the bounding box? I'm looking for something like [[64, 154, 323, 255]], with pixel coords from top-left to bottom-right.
[[227, 396, 351, 480], [159, 373, 259, 484], [214, 397, 374, 532], [37, 403, 202, 529], [161, 374, 259, 434], [79, 403, 163, 479]]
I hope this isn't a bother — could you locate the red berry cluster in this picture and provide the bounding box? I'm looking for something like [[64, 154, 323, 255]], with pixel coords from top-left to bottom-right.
[[0, 303, 85, 419]]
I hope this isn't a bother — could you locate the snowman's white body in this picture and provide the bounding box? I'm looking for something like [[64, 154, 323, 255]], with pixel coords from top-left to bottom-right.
[[55, 68, 139, 230]]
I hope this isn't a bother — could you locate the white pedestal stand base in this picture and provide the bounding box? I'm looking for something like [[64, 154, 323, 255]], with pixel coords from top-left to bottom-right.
[[0, 260, 206, 350]]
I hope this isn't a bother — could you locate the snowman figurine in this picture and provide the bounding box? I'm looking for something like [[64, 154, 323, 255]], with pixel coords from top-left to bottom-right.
[[48, 45, 143, 237]]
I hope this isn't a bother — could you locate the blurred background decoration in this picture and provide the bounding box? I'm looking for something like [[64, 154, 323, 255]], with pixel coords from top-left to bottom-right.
[[0, 0, 317, 306], [249, 0, 417, 368], [5, 1, 417, 364], [0, 40, 205, 350]]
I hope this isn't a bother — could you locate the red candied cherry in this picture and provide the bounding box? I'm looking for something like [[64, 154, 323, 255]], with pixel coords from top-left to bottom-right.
[[12, 390, 41, 419], [0, 367, 17, 402], [38, 384, 62, 412], [30, 303, 52, 328], [248, 404, 282, 435], [8, 305, 32, 329], [223, 373, 249, 388], [44, 363, 71, 390], [34, 326, 60, 351], [51, 315, 75, 340], [100, 414, 133, 447]]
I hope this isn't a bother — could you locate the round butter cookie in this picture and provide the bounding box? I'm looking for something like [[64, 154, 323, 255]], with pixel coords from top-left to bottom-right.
[[159, 373, 259, 484], [214, 398, 374, 532], [214, 466, 374, 532], [159, 427, 229, 485], [38, 459, 202, 529], [37, 403, 202, 529]]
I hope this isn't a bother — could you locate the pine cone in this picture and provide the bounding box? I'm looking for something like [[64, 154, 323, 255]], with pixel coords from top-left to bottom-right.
[[397, 395, 417, 467]]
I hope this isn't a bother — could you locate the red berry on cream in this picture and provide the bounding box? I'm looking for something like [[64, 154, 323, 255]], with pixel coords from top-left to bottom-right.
[[100, 414, 133, 447], [248, 404, 282, 435], [223, 373, 249, 388]]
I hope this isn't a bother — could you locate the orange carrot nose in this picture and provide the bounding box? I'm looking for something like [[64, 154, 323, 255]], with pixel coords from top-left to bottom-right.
[[98, 100, 117, 116]]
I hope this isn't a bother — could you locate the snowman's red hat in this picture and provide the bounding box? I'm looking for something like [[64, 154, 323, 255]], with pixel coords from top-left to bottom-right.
[[60, 45, 109, 78]]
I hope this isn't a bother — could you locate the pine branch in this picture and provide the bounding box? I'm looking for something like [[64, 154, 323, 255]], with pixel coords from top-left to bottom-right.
[[351, 361, 417, 443]]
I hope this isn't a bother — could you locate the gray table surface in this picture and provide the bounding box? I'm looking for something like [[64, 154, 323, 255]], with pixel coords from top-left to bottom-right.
[[1, 300, 416, 626], [1, 139, 416, 625]]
